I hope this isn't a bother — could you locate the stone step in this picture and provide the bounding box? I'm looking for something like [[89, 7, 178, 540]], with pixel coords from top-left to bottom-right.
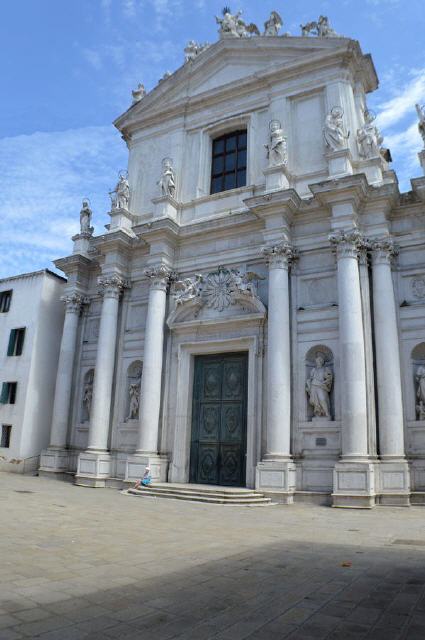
[[124, 486, 272, 505]]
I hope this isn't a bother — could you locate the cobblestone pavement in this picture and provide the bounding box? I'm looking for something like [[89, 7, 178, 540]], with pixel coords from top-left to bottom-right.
[[1, 474, 425, 639]]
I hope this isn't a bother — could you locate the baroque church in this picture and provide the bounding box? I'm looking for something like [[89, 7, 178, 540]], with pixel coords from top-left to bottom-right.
[[40, 9, 425, 508]]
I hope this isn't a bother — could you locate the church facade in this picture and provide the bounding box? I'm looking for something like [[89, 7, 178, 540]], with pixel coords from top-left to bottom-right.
[[40, 10, 425, 508]]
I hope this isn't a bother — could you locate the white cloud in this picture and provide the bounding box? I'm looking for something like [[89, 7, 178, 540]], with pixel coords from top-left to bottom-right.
[[0, 126, 127, 279], [376, 70, 425, 130]]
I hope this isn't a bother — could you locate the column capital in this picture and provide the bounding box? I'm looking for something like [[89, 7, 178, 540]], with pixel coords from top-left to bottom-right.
[[145, 264, 177, 291], [329, 228, 364, 259], [370, 237, 399, 266], [98, 274, 129, 299], [261, 242, 297, 270], [61, 292, 88, 314]]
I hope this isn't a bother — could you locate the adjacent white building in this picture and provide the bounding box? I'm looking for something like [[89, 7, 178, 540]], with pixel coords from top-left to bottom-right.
[[0, 270, 65, 472], [39, 10, 425, 507]]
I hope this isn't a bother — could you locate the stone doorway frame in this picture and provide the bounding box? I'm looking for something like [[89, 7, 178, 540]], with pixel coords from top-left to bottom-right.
[[168, 336, 262, 488]]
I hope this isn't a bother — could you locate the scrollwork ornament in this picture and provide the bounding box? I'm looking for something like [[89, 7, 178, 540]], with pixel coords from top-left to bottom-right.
[[328, 228, 364, 260], [412, 277, 425, 300], [145, 264, 177, 291], [262, 242, 297, 269], [371, 237, 399, 266], [62, 293, 86, 315], [98, 275, 128, 299]]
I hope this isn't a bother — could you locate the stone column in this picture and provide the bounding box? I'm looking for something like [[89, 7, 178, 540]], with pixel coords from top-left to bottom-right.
[[256, 242, 297, 503], [126, 265, 174, 484], [329, 229, 376, 508], [39, 293, 85, 474], [76, 274, 126, 486], [371, 238, 410, 505]]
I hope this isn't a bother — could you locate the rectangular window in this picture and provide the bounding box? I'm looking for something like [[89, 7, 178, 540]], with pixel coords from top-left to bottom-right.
[[0, 382, 17, 405], [7, 328, 26, 356], [0, 290, 12, 313], [1, 425, 11, 448], [210, 130, 247, 195]]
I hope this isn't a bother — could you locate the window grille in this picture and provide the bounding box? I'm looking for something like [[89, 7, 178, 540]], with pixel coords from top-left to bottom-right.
[[210, 130, 247, 195]]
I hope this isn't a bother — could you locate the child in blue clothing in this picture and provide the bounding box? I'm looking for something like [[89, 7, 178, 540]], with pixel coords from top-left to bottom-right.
[[134, 466, 152, 489]]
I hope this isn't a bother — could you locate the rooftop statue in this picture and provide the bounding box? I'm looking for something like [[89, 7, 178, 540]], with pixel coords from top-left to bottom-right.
[[323, 106, 350, 151], [357, 110, 384, 159], [79, 199, 94, 236], [301, 15, 339, 38], [131, 83, 146, 104], [184, 40, 210, 62], [416, 104, 425, 148], [263, 11, 283, 36], [216, 7, 260, 38], [109, 173, 130, 210]]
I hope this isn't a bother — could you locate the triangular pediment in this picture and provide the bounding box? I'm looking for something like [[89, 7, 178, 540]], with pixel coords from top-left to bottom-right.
[[115, 36, 374, 133]]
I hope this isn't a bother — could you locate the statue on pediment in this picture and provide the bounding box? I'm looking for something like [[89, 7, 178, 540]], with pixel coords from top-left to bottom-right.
[[184, 40, 210, 62], [79, 199, 94, 236], [265, 120, 287, 166], [301, 15, 339, 38], [109, 172, 130, 210], [323, 106, 350, 151], [416, 104, 425, 147], [216, 7, 259, 38], [158, 157, 176, 198], [132, 83, 146, 104], [357, 110, 383, 159], [264, 11, 283, 36]]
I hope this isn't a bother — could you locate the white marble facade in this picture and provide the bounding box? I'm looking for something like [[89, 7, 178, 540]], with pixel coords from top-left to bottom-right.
[[40, 11, 425, 508]]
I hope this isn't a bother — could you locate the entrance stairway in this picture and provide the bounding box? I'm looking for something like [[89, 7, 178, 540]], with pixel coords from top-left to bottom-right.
[[124, 482, 272, 505]]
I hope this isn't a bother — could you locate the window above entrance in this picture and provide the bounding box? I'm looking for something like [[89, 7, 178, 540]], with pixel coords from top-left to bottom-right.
[[210, 130, 247, 194]]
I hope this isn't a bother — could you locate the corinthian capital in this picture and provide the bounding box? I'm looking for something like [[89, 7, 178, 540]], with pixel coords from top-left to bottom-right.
[[145, 264, 177, 291], [262, 242, 297, 269], [98, 274, 129, 299], [329, 228, 364, 259], [370, 237, 399, 265], [62, 293, 87, 314]]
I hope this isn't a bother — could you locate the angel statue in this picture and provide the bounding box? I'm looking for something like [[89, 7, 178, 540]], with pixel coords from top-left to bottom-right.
[[158, 157, 176, 198], [109, 172, 130, 210], [416, 104, 425, 147], [216, 7, 259, 38], [357, 110, 383, 159], [306, 352, 333, 419], [79, 199, 94, 235], [323, 106, 350, 151], [174, 274, 203, 305], [264, 11, 283, 36], [232, 270, 265, 297], [265, 120, 287, 166]]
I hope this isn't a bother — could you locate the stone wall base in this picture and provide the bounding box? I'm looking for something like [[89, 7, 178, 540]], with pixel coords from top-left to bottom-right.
[[255, 459, 296, 503], [332, 461, 376, 509]]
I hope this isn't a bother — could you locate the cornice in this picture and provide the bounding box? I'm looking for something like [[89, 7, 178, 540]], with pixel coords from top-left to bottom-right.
[[309, 173, 369, 211], [244, 189, 302, 217], [54, 254, 92, 275]]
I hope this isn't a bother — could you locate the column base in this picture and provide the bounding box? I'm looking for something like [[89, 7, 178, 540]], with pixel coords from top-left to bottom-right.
[[263, 164, 291, 192], [75, 450, 112, 487], [377, 459, 410, 506], [125, 453, 169, 484], [326, 148, 353, 179], [332, 460, 376, 509], [39, 447, 70, 474], [255, 459, 296, 504]]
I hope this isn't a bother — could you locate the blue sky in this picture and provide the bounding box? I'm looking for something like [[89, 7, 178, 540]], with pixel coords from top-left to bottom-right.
[[0, 0, 424, 279]]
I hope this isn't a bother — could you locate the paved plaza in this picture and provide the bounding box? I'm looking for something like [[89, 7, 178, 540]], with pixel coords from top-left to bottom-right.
[[1, 474, 425, 639]]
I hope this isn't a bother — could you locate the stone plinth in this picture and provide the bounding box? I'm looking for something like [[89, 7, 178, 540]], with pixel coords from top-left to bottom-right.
[[263, 164, 290, 192], [332, 461, 376, 508], [39, 447, 69, 474], [72, 232, 92, 257], [75, 451, 112, 487], [356, 156, 384, 185], [109, 207, 137, 232], [378, 460, 410, 506], [124, 454, 169, 484], [152, 195, 180, 220], [256, 460, 296, 504], [326, 149, 353, 179]]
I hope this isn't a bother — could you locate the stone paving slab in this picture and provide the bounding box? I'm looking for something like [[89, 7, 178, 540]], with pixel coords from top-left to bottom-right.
[[1, 473, 425, 639]]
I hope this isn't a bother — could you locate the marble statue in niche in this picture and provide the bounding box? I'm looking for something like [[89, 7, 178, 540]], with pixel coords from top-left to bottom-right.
[[79, 199, 94, 235], [263, 11, 283, 36], [82, 370, 94, 423], [416, 104, 425, 147], [306, 352, 333, 419], [265, 120, 287, 166], [127, 384, 140, 421], [416, 364, 425, 420], [323, 106, 350, 151], [125, 361, 143, 422], [158, 157, 176, 198], [109, 173, 130, 210], [357, 110, 383, 159]]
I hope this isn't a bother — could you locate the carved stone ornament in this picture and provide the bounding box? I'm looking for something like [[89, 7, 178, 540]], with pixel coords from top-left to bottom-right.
[[412, 277, 425, 300], [215, 8, 260, 38], [157, 157, 176, 198], [184, 40, 210, 62], [109, 172, 130, 210], [301, 15, 339, 38], [265, 120, 287, 166], [306, 351, 333, 419], [79, 199, 94, 236], [62, 293, 84, 314], [329, 228, 364, 259], [262, 242, 297, 269], [323, 106, 350, 151], [357, 110, 384, 159], [370, 237, 399, 265], [263, 11, 283, 36], [173, 267, 264, 312], [145, 264, 177, 291], [98, 275, 128, 299]]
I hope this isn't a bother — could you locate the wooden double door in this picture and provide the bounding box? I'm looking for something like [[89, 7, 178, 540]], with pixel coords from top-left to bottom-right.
[[190, 353, 248, 487]]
